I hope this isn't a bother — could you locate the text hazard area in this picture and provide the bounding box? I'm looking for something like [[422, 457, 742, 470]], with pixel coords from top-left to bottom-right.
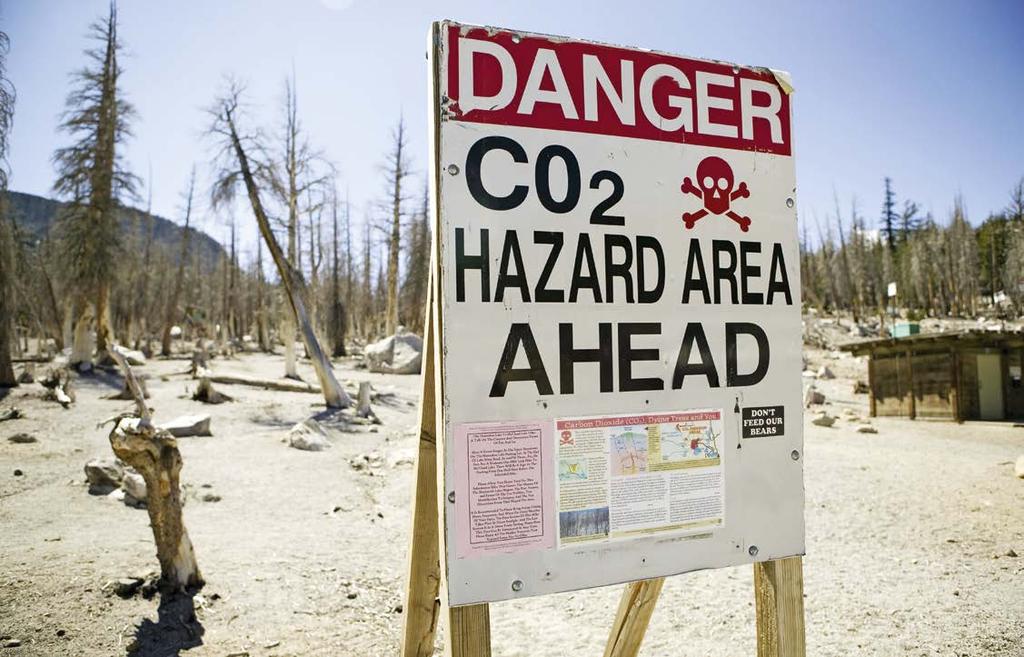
[[556, 411, 724, 547], [433, 20, 804, 606]]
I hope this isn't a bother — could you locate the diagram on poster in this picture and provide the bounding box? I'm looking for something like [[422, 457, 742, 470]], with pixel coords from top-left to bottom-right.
[[556, 411, 725, 547]]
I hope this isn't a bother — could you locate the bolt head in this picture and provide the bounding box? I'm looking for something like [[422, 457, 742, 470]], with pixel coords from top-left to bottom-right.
[[791, 449, 800, 461], [447, 164, 460, 176], [786, 197, 795, 208], [748, 545, 759, 557], [447, 491, 455, 504], [511, 579, 524, 592]]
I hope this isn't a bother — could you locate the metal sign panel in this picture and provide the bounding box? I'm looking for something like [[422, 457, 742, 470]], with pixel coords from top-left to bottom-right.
[[431, 20, 804, 606]]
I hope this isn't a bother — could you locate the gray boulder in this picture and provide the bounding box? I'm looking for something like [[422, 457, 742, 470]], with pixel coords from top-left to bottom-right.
[[85, 457, 124, 494], [365, 327, 423, 375], [804, 387, 826, 406], [811, 412, 836, 428], [122, 471, 148, 505], [159, 414, 212, 438], [288, 419, 331, 452]]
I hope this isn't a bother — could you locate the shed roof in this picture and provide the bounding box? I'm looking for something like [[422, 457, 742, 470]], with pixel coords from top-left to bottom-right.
[[839, 328, 1024, 356]]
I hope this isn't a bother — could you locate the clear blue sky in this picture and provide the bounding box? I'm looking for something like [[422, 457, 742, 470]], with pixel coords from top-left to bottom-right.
[[6, 0, 1024, 257]]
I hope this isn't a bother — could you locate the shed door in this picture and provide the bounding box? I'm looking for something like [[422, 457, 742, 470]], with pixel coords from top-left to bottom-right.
[[977, 353, 1004, 420]]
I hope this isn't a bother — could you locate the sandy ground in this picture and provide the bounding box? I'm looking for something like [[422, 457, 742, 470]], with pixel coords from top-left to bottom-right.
[[1, 347, 1022, 656]]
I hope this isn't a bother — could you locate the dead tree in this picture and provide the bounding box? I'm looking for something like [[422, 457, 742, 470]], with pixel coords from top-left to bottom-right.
[[274, 76, 329, 379], [160, 168, 195, 356], [208, 82, 350, 409], [108, 347, 202, 590], [383, 117, 409, 337], [52, 5, 138, 365], [0, 30, 14, 387], [329, 186, 347, 357]]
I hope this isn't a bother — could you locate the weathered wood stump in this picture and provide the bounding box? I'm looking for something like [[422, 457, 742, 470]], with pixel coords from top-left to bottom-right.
[[108, 346, 202, 591], [192, 377, 232, 404]]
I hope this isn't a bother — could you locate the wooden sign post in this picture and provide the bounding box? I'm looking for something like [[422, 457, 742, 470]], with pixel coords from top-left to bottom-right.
[[403, 20, 806, 657]]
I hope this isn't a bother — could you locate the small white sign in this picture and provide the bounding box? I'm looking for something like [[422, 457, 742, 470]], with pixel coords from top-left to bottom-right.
[[887, 282, 898, 298]]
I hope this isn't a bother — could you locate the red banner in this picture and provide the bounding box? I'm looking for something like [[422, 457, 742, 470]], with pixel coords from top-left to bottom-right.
[[445, 24, 792, 156]]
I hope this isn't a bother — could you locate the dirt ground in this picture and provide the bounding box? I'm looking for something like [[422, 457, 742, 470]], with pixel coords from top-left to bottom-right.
[[1, 346, 1022, 656]]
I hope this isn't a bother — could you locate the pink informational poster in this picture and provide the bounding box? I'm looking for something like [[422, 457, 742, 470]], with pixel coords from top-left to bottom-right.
[[453, 421, 555, 558]]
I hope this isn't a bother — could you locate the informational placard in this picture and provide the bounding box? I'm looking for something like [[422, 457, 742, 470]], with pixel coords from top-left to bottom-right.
[[431, 21, 804, 606]]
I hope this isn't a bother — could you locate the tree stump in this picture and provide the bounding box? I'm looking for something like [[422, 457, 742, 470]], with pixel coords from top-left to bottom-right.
[[108, 346, 202, 591], [192, 377, 232, 404], [356, 381, 379, 423]]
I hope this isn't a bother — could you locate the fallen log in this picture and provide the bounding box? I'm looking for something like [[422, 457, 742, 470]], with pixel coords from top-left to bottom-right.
[[200, 371, 321, 395], [108, 346, 202, 591]]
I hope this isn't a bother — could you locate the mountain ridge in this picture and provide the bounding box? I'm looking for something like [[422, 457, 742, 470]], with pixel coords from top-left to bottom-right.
[[3, 190, 226, 266]]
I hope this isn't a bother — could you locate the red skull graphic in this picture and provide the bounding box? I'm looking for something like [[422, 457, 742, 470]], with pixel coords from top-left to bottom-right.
[[681, 156, 751, 231]]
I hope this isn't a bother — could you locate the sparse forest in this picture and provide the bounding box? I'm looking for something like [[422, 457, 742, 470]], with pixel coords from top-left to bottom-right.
[[0, 7, 433, 380], [800, 176, 1024, 321]]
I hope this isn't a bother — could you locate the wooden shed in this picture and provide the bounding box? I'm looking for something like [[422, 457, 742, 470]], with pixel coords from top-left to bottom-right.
[[841, 330, 1024, 422]]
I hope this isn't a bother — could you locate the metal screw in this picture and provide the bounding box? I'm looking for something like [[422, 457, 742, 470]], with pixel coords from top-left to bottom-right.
[[748, 545, 759, 557], [791, 449, 800, 461], [511, 579, 524, 592], [447, 164, 460, 176], [732, 65, 740, 74], [786, 197, 795, 208], [447, 491, 455, 504], [511, 35, 522, 44]]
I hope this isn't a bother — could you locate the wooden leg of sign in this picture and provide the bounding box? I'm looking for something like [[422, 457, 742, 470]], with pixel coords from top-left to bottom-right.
[[400, 315, 442, 657], [603, 577, 665, 657], [445, 603, 492, 657], [754, 557, 806, 657]]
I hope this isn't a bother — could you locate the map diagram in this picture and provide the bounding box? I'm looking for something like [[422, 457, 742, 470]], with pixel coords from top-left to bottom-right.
[[611, 429, 649, 476], [558, 458, 588, 481], [660, 421, 721, 462]]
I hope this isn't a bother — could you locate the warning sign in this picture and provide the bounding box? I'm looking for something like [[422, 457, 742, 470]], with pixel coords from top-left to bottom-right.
[[431, 21, 805, 606], [742, 405, 785, 438]]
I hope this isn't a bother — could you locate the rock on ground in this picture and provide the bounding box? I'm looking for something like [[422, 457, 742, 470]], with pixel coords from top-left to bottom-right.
[[7, 433, 37, 444], [811, 412, 836, 427], [159, 414, 212, 438], [121, 471, 147, 505], [112, 344, 147, 366], [288, 419, 331, 451], [364, 328, 423, 375], [84, 457, 124, 494], [805, 387, 826, 406]]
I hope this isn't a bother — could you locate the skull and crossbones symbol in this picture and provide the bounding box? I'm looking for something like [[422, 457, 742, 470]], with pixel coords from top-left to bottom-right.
[[680, 156, 751, 232]]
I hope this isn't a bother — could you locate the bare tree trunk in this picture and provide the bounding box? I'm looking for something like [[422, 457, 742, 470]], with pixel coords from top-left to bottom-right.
[[0, 216, 14, 386], [162, 170, 195, 357], [330, 188, 347, 357], [95, 283, 113, 360], [214, 92, 349, 408], [70, 304, 94, 368], [384, 118, 407, 336], [255, 238, 270, 352], [108, 348, 202, 590]]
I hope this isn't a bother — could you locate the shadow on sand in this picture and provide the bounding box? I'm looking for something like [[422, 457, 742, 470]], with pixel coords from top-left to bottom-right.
[[131, 590, 205, 657]]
